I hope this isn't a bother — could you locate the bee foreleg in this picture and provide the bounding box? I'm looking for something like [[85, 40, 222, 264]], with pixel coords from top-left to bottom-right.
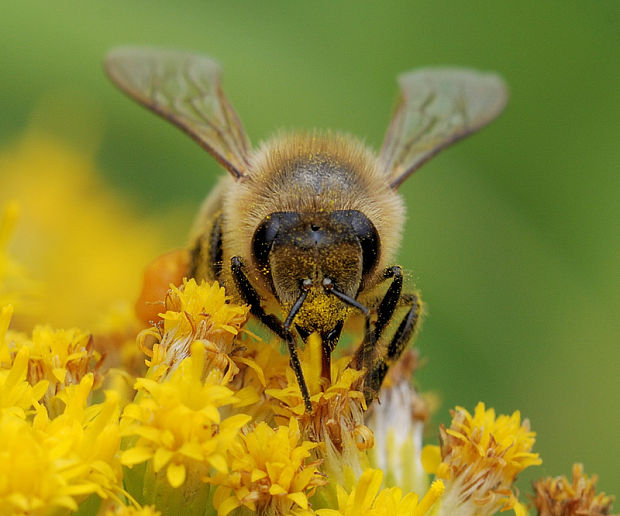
[[363, 292, 421, 405], [230, 256, 313, 413], [354, 266, 403, 372], [284, 333, 313, 413]]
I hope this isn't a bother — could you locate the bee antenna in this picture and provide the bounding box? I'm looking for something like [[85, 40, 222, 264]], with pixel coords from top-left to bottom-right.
[[322, 278, 370, 316], [283, 279, 313, 332]]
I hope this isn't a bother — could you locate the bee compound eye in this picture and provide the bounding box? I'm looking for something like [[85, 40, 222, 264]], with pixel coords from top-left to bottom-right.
[[332, 210, 380, 278], [252, 214, 281, 273]]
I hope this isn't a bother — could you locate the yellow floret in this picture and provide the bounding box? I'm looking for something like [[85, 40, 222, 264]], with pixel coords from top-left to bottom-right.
[[211, 417, 326, 516]]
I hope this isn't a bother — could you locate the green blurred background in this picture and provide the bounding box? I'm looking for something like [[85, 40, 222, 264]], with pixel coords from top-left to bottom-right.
[[2, 0, 618, 496]]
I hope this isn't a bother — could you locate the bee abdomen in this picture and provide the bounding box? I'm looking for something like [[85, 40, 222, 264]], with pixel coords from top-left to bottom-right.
[[190, 211, 223, 282]]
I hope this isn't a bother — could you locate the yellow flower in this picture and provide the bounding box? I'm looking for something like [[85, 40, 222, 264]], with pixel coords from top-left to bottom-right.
[[0, 130, 170, 329], [426, 402, 541, 516], [0, 341, 48, 419], [266, 334, 371, 490], [0, 413, 83, 514], [266, 334, 365, 417], [33, 375, 124, 499], [138, 279, 250, 382], [532, 463, 615, 516], [28, 325, 102, 409], [1, 303, 103, 415], [230, 334, 294, 420], [121, 342, 251, 489], [0, 202, 38, 311], [316, 468, 444, 516], [212, 417, 326, 516], [0, 375, 122, 514]]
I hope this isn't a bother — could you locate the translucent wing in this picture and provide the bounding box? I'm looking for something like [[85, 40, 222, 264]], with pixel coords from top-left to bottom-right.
[[379, 68, 508, 189], [104, 47, 251, 179]]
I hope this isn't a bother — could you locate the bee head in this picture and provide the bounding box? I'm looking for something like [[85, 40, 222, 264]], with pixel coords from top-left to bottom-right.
[[251, 210, 379, 327]]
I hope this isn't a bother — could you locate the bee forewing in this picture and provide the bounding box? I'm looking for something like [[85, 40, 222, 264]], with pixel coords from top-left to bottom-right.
[[379, 68, 508, 189], [104, 47, 251, 179]]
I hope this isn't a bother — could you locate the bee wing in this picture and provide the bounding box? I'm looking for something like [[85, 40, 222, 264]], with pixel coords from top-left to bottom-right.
[[379, 68, 508, 189], [104, 47, 251, 180]]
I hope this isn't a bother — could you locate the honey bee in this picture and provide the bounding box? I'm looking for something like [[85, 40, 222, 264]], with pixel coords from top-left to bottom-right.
[[105, 48, 507, 412]]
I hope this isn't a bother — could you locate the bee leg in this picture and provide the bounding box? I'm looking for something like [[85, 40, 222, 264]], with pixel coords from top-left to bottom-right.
[[231, 256, 285, 337], [284, 334, 313, 413], [230, 256, 313, 413], [363, 292, 421, 405], [320, 320, 344, 381], [354, 266, 403, 373]]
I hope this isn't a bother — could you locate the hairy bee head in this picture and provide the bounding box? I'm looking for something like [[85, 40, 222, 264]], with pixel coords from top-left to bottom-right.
[[251, 209, 379, 333], [253, 210, 379, 297], [218, 132, 404, 332]]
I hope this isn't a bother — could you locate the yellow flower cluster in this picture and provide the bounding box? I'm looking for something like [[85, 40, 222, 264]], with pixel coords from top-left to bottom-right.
[[137, 279, 250, 382], [118, 278, 543, 516], [422, 402, 542, 515], [0, 130, 615, 516], [212, 418, 326, 515], [0, 130, 168, 330], [121, 342, 252, 489], [266, 334, 373, 485], [0, 203, 35, 311], [0, 307, 123, 514]]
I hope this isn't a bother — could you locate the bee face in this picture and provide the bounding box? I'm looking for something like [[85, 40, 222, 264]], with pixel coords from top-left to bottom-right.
[[106, 47, 508, 410], [252, 208, 379, 332]]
